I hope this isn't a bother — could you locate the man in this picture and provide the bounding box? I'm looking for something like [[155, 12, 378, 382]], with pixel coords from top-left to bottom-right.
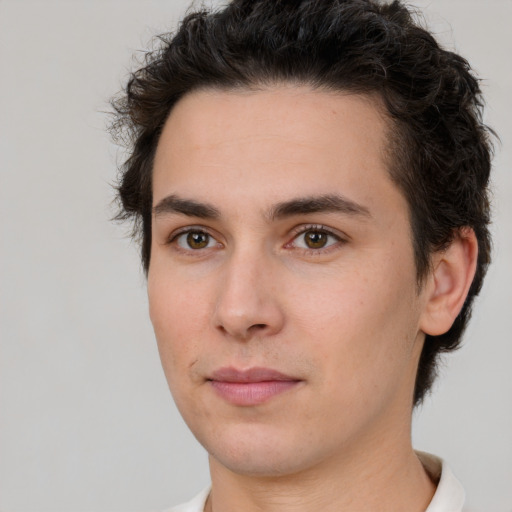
[[111, 0, 493, 510]]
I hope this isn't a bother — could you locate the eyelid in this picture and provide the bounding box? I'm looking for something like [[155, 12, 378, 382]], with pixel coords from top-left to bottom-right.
[[289, 223, 347, 239], [285, 224, 348, 252], [166, 225, 223, 248]]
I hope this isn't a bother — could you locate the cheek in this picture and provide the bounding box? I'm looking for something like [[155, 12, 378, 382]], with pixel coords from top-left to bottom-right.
[[148, 270, 210, 384], [288, 261, 419, 387]]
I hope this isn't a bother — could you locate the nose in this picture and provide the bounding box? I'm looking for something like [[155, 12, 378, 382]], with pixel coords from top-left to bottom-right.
[[212, 249, 285, 341]]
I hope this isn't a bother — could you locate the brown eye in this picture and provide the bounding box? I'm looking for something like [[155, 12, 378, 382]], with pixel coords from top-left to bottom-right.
[[187, 232, 209, 249], [174, 230, 217, 250], [304, 231, 328, 249], [291, 227, 341, 251]]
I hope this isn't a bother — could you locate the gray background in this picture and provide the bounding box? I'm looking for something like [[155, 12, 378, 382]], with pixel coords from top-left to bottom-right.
[[1, 0, 510, 511]]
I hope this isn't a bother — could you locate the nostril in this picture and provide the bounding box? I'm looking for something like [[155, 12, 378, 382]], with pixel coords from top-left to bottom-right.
[[250, 323, 267, 331]]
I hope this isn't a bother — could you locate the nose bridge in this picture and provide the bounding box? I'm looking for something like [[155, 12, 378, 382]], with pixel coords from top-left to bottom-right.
[[213, 241, 284, 339]]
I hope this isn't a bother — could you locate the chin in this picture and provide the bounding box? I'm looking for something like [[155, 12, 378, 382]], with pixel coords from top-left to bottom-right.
[[201, 425, 326, 478], [212, 449, 312, 478]]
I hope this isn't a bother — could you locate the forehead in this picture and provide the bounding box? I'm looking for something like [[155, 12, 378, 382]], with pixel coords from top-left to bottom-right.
[[152, 85, 399, 215], [157, 85, 389, 155], [163, 85, 387, 137]]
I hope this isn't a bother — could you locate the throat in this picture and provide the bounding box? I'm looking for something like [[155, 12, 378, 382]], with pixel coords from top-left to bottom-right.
[[205, 448, 437, 512]]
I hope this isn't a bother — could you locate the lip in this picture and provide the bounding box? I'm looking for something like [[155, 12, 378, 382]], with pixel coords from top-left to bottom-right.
[[208, 366, 302, 406]]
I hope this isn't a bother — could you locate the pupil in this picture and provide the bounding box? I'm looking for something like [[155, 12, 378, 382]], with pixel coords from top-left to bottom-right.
[[306, 231, 326, 248], [187, 232, 208, 249]]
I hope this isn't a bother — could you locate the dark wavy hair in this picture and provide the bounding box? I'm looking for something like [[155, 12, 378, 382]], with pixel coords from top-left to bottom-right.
[[110, 0, 493, 406]]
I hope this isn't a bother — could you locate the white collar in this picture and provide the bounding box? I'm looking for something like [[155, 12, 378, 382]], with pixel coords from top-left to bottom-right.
[[418, 451, 466, 512]]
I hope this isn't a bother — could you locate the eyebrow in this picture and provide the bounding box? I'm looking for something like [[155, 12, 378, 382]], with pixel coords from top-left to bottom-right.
[[268, 194, 371, 220], [153, 195, 220, 219], [153, 193, 371, 221]]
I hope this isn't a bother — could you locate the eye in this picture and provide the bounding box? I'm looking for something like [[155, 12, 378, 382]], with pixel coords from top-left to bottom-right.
[[174, 230, 219, 250], [290, 227, 341, 251]]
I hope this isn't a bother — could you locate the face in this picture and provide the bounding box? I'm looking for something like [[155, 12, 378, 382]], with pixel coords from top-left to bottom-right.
[[149, 86, 429, 477]]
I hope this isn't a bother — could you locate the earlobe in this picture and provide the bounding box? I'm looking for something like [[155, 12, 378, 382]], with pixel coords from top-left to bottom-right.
[[420, 228, 478, 336]]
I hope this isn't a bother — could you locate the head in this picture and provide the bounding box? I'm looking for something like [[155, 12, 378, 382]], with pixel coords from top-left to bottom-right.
[[111, 0, 492, 411]]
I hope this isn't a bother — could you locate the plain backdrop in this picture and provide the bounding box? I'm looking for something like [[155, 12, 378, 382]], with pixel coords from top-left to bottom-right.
[[1, 0, 511, 511]]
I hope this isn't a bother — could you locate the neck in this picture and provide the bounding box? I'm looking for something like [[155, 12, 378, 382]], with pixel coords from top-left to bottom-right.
[[205, 408, 435, 512]]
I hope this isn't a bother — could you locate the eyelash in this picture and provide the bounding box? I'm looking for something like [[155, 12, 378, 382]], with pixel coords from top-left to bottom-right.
[[167, 226, 222, 253], [166, 224, 346, 255], [286, 224, 345, 254]]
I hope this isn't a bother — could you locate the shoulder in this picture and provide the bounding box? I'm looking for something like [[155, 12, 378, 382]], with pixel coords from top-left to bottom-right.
[[161, 487, 211, 512]]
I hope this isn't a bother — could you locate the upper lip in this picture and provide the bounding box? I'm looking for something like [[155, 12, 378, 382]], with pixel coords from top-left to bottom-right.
[[209, 366, 299, 383]]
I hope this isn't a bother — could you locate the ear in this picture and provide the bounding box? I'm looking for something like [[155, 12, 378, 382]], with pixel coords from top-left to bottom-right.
[[419, 228, 479, 336]]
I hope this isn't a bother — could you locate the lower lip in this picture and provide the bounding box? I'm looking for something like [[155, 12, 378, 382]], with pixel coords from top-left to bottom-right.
[[209, 380, 300, 406]]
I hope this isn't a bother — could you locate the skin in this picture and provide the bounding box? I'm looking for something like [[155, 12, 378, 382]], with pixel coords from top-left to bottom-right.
[[148, 86, 477, 512]]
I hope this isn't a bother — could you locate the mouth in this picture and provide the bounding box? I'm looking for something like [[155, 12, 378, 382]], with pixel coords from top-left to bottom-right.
[[207, 367, 302, 406]]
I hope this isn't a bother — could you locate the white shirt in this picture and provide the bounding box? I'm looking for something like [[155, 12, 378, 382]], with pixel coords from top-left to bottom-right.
[[163, 452, 466, 512]]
